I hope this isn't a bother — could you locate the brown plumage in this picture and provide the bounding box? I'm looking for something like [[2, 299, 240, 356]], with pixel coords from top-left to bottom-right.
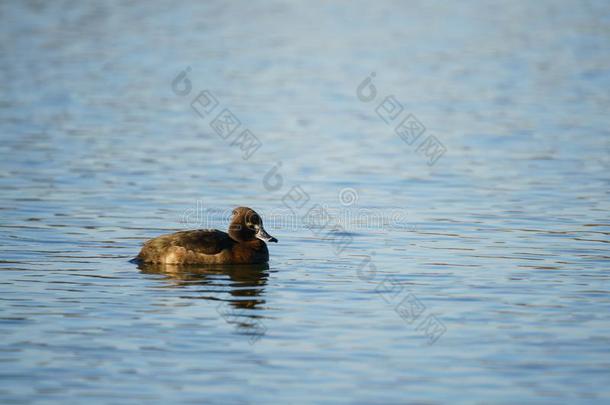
[[136, 207, 278, 264]]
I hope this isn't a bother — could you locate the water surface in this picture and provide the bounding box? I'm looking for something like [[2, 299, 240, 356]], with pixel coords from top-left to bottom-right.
[[1, 1, 609, 403]]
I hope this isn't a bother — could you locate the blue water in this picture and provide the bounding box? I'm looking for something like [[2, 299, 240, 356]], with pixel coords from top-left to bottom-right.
[[1, 1, 609, 403]]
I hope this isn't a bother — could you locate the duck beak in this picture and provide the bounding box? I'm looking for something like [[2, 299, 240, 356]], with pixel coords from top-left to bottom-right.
[[255, 227, 278, 243]]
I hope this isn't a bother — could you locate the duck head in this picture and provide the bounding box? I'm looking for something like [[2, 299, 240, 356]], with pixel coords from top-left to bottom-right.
[[229, 207, 278, 243]]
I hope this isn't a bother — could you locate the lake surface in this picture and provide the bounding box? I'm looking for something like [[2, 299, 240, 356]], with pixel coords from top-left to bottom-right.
[[1, 0, 609, 403]]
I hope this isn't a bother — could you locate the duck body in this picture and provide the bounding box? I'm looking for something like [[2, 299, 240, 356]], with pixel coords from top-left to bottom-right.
[[136, 229, 269, 264], [136, 207, 277, 265]]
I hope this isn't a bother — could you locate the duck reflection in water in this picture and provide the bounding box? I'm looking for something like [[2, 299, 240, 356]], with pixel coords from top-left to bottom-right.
[[138, 262, 270, 342], [138, 262, 270, 309]]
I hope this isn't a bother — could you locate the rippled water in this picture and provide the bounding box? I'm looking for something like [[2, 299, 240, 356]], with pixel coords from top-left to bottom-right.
[[1, 1, 609, 403]]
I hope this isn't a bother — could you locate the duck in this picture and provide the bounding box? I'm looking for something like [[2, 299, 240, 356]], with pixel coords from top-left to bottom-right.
[[136, 207, 277, 265]]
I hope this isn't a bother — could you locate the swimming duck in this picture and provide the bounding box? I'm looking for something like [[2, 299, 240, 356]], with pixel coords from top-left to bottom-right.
[[136, 207, 277, 264]]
